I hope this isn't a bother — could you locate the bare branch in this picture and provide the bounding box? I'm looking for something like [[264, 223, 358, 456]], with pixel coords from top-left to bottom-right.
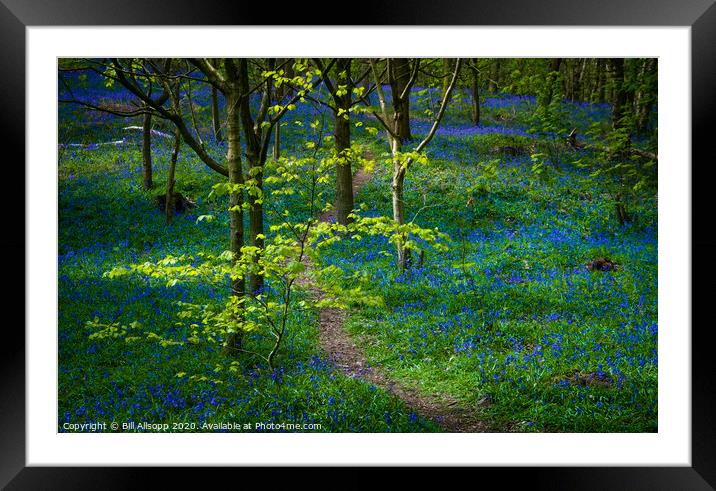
[[413, 58, 462, 155], [185, 79, 205, 149], [398, 59, 421, 101], [367, 59, 399, 141], [59, 98, 152, 118], [111, 59, 228, 176]]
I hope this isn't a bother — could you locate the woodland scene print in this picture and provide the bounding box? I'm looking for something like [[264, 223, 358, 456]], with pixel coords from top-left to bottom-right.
[[58, 58, 657, 433]]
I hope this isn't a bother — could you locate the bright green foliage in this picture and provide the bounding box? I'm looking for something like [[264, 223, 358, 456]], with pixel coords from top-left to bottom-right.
[[98, 135, 447, 371]]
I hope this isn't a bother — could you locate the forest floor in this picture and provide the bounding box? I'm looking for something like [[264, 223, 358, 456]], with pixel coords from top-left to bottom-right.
[[299, 160, 494, 432]]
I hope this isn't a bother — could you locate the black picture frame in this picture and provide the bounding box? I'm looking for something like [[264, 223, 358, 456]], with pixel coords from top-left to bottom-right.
[[4, 0, 715, 488]]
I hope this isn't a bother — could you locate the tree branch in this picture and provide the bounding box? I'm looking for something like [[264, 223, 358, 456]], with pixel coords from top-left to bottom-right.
[[392, 58, 463, 174], [189, 58, 228, 91], [368, 59, 399, 141], [112, 58, 228, 176], [399, 59, 421, 101]]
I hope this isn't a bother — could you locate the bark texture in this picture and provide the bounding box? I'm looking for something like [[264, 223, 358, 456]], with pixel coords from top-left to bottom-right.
[[211, 86, 223, 142], [141, 111, 153, 190], [334, 58, 354, 226], [224, 86, 246, 353], [389, 58, 413, 142], [165, 128, 181, 225], [470, 60, 480, 126]]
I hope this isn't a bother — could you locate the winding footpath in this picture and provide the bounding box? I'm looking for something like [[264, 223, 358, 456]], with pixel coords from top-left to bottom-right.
[[299, 162, 492, 433]]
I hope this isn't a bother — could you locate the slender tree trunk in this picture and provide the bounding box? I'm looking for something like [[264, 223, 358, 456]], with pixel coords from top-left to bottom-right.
[[273, 123, 281, 160], [610, 58, 628, 132], [224, 88, 245, 354], [388, 58, 414, 269], [569, 59, 579, 101], [609, 59, 632, 226], [623, 59, 637, 118], [543, 58, 562, 109], [391, 137, 409, 272], [615, 174, 631, 226], [633, 59, 647, 131], [334, 58, 354, 225], [211, 86, 223, 142], [470, 61, 480, 125], [383, 58, 461, 273], [615, 192, 630, 226], [637, 99, 653, 134], [272, 59, 290, 161], [596, 59, 606, 103], [489, 60, 500, 92], [636, 58, 657, 134], [247, 181, 264, 294], [588, 59, 598, 102], [392, 176, 408, 271], [442, 58, 454, 103], [576, 58, 587, 101], [165, 127, 181, 225], [238, 59, 265, 295], [141, 110, 153, 190], [373, 60, 411, 272], [390, 58, 413, 142]]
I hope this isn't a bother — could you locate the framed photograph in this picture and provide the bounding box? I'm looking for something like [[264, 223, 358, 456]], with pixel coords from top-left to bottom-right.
[[5, 0, 715, 487]]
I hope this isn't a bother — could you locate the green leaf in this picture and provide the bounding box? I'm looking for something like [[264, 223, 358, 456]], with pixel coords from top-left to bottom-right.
[[287, 261, 305, 274], [196, 215, 215, 224]]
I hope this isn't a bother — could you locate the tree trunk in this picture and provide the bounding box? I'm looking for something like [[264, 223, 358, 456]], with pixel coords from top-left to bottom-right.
[[470, 61, 480, 126], [563, 60, 572, 101], [596, 59, 606, 103], [272, 59, 291, 161], [388, 100, 410, 271], [489, 60, 500, 92], [247, 186, 264, 294], [211, 86, 223, 143], [636, 58, 657, 134], [615, 190, 630, 226], [391, 151, 409, 272], [610, 58, 628, 132], [224, 88, 245, 354], [636, 99, 653, 135], [569, 59, 579, 101], [238, 59, 265, 295], [165, 127, 181, 225], [576, 58, 587, 101], [442, 58, 454, 103], [390, 58, 413, 142], [542, 58, 562, 109], [334, 58, 354, 225], [381, 58, 461, 274], [273, 123, 281, 160], [141, 110, 153, 190]]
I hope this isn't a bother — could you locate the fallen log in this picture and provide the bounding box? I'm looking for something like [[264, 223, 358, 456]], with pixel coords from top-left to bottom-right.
[[58, 140, 127, 148], [629, 147, 658, 161], [58, 126, 173, 149], [123, 126, 173, 139]]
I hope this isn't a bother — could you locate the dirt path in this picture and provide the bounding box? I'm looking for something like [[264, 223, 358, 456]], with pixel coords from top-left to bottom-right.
[[300, 163, 492, 433]]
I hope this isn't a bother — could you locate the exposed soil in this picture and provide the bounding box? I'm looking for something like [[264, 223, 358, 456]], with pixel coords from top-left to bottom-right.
[[300, 156, 493, 432], [155, 192, 196, 214], [586, 257, 618, 272], [558, 370, 615, 388]]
